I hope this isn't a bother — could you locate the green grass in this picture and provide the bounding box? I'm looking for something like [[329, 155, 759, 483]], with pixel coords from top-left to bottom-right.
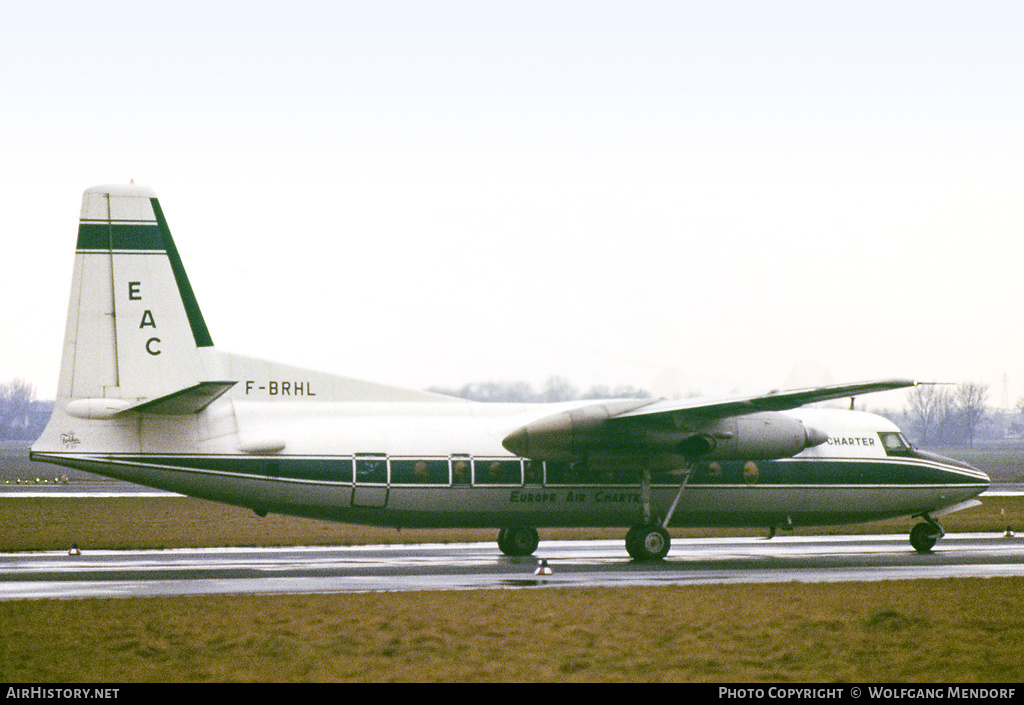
[[3, 580, 1024, 682]]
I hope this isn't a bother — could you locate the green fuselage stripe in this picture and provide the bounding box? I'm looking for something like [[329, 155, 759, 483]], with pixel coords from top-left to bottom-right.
[[61, 455, 984, 488]]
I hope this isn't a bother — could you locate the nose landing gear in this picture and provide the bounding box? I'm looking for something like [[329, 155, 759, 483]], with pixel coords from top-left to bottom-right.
[[910, 515, 944, 553]]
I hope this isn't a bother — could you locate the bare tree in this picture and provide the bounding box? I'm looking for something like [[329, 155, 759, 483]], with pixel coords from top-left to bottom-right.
[[0, 379, 34, 428], [430, 378, 651, 403], [582, 384, 652, 400], [955, 382, 989, 448], [429, 380, 536, 402], [0, 379, 51, 440], [1013, 397, 1024, 437], [906, 383, 943, 444], [933, 386, 959, 445], [540, 376, 578, 403]]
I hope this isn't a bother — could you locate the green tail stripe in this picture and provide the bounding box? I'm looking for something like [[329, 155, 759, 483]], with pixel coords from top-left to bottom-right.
[[151, 198, 215, 348], [76, 222, 164, 250]]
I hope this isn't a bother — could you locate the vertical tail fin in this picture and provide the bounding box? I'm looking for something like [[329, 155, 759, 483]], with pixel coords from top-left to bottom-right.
[[57, 184, 215, 404]]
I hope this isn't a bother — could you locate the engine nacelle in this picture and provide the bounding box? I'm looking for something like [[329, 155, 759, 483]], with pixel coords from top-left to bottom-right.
[[502, 407, 827, 462], [501, 400, 650, 461], [675, 412, 828, 461]]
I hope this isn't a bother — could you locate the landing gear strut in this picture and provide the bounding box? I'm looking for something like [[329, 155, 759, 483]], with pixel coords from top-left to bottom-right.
[[910, 514, 944, 553], [497, 527, 540, 556], [625, 465, 694, 561]]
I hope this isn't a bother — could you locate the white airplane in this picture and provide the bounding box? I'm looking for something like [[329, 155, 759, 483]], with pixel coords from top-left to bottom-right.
[[31, 184, 989, 559]]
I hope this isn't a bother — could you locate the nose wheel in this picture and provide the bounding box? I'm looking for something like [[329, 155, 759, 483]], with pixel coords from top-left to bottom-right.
[[910, 517, 944, 553]]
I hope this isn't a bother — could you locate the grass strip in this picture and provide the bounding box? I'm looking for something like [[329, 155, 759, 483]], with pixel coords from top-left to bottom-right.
[[2, 579, 1023, 682]]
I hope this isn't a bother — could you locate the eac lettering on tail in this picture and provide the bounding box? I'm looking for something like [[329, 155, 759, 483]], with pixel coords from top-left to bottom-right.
[[128, 280, 161, 356]]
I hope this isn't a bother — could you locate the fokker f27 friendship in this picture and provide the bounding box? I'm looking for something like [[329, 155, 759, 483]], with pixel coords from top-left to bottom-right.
[[31, 184, 989, 559]]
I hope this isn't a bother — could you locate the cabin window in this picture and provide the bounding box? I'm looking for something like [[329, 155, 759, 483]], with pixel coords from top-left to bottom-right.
[[475, 458, 522, 486], [451, 457, 471, 485], [300, 458, 354, 483], [878, 432, 913, 457], [545, 461, 597, 484], [545, 461, 575, 485], [591, 467, 637, 484], [355, 456, 387, 484], [542, 460, 640, 485], [391, 458, 449, 485]]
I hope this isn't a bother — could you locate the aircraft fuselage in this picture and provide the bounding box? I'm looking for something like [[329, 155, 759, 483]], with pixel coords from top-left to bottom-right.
[[33, 404, 987, 531]]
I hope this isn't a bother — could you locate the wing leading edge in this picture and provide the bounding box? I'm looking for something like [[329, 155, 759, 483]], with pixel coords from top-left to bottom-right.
[[611, 378, 919, 421]]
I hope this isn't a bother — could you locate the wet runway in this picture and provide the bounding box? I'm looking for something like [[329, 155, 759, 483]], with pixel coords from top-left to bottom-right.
[[3, 533, 1024, 600]]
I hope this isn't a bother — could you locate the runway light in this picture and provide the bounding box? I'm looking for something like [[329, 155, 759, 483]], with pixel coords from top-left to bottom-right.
[[534, 559, 552, 576]]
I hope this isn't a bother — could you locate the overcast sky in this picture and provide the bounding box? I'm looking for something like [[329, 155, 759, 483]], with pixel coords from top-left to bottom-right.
[[2, 1, 1023, 410]]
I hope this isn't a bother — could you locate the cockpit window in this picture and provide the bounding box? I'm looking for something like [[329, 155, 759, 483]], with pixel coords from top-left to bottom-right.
[[878, 431, 913, 457]]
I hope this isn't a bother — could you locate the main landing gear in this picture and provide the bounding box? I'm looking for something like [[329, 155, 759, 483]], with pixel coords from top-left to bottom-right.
[[495, 523, 673, 560], [497, 527, 540, 557], [625, 465, 694, 561], [625, 524, 671, 560], [910, 515, 945, 553], [496, 465, 694, 561]]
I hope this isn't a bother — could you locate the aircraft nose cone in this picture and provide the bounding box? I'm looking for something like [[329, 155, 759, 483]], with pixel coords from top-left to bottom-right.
[[913, 448, 990, 484], [804, 425, 829, 448]]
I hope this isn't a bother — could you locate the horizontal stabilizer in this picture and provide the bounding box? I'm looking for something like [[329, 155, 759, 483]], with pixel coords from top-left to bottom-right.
[[120, 381, 237, 415]]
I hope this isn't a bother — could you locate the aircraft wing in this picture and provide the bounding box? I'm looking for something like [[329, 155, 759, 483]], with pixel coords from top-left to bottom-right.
[[610, 378, 919, 422], [502, 379, 919, 461]]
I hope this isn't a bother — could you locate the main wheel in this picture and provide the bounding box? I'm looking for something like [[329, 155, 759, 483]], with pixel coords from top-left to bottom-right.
[[497, 527, 540, 556], [910, 522, 940, 553], [625, 524, 671, 561]]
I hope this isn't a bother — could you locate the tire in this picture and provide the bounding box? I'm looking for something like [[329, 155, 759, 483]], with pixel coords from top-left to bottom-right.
[[910, 522, 940, 553], [626, 524, 671, 561], [498, 527, 539, 556]]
